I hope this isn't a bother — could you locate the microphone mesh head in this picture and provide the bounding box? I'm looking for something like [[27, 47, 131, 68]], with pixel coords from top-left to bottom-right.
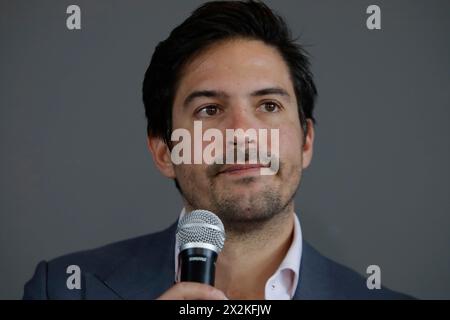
[[176, 209, 226, 253]]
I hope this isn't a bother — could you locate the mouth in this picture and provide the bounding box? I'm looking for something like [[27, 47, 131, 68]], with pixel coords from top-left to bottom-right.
[[217, 164, 269, 176]]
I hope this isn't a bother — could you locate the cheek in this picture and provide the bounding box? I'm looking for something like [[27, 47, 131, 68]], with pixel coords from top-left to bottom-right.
[[174, 163, 209, 190], [279, 125, 303, 167]]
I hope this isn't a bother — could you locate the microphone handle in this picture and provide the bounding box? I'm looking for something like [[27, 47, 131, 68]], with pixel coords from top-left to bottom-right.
[[179, 247, 218, 286]]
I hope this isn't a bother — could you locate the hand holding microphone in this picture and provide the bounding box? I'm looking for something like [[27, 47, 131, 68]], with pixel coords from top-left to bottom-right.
[[156, 210, 228, 300]]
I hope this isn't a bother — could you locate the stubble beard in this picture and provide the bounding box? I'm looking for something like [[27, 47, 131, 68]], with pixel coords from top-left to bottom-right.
[[180, 162, 301, 236]]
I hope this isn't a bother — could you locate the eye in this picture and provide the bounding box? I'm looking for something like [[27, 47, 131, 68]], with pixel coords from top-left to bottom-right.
[[258, 101, 281, 113], [195, 105, 221, 117]]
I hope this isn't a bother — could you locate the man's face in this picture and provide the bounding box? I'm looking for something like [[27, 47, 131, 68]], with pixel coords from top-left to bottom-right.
[[150, 39, 314, 228]]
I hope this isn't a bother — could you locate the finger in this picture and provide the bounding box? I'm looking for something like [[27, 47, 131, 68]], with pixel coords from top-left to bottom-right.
[[157, 282, 227, 300]]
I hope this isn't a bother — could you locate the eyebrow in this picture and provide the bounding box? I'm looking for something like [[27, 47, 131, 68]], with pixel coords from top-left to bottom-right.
[[183, 87, 291, 107], [250, 87, 291, 100], [183, 90, 229, 107]]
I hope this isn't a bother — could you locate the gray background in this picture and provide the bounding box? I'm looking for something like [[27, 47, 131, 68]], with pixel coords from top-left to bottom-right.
[[1, 0, 449, 299]]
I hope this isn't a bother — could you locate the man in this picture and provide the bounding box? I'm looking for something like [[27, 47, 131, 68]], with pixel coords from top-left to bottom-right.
[[23, 0, 410, 299]]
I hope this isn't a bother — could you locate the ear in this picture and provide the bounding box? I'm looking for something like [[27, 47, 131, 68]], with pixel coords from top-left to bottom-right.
[[301, 119, 315, 169], [147, 135, 176, 179]]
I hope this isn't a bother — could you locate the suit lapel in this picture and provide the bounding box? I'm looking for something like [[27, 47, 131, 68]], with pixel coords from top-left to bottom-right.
[[84, 273, 122, 299], [293, 241, 337, 299], [86, 222, 178, 300]]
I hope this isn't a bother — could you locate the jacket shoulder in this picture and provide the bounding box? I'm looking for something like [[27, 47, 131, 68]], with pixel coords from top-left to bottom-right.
[[23, 225, 175, 300], [301, 242, 414, 299]]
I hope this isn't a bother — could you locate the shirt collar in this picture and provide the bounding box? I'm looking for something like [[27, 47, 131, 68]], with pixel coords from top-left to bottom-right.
[[267, 212, 302, 298]]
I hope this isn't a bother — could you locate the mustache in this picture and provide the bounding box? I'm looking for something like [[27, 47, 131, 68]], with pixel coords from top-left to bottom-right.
[[206, 147, 279, 177]]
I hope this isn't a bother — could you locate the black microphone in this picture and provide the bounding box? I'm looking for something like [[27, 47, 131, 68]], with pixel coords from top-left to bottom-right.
[[176, 209, 226, 286]]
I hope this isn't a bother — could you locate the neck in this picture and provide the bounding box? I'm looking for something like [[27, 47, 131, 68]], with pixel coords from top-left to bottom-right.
[[213, 203, 295, 299]]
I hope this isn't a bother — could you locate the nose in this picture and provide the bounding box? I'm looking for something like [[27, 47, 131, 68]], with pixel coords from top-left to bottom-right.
[[223, 103, 262, 149]]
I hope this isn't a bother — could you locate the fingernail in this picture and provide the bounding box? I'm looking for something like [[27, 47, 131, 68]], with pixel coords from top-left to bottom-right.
[[213, 290, 227, 300]]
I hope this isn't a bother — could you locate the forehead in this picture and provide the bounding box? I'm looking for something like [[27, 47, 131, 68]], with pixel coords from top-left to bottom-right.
[[174, 39, 295, 101]]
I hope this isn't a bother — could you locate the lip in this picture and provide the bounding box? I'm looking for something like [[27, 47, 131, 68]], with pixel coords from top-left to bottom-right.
[[217, 164, 269, 176]]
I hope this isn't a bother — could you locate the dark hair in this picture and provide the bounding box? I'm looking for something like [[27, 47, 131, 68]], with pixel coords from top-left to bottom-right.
[[143, 0, 317, 144]]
